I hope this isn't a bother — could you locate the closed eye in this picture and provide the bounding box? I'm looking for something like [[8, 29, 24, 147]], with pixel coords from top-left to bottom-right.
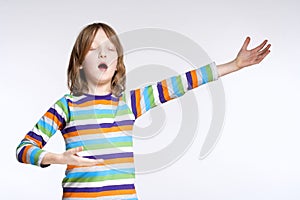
[[108, 46, 116, 51], [89, 47, 97, 51]]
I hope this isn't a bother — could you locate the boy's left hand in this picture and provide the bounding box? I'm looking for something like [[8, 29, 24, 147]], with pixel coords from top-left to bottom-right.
[[235, 37, 271, 69]]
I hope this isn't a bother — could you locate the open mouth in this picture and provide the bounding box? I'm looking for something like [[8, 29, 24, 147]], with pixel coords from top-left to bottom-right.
[[98, 63, 108, 71]]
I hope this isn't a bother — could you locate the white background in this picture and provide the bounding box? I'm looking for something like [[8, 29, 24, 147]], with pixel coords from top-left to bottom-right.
[[1, 0, 300, 199]]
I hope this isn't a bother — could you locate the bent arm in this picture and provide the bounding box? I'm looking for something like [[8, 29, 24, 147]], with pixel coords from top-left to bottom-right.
[[16, 96, 69, 168]]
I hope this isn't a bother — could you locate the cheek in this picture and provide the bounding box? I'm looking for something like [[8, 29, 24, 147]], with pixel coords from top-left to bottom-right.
[[107, 52, 118, 66], [111, 59, 118, 70], [82, 52, 97, 67]]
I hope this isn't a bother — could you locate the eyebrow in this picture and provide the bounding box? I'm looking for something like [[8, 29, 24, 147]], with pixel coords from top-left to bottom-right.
[[92, 40, 114, 46]]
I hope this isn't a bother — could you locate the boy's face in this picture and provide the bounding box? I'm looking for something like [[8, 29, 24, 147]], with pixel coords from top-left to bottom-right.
[[82, 28, 118, 87]]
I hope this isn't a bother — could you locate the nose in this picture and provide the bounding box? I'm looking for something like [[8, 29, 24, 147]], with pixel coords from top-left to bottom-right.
[[98, 47, 106, 58]]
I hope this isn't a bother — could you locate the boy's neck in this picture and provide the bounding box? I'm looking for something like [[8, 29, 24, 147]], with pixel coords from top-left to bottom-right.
[[86, 82, 112, 96]]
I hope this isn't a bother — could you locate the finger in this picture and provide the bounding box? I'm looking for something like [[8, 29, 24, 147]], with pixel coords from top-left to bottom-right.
[[255, 50, 271, 64], [252, 39, 268, 52], [78, 158, 104, 166], [80, 157, 104, 163], [68, 146, 84, 155], [258, 44, 271, 55], [241, 36, 251, 50], [95, 159, 104, 164]]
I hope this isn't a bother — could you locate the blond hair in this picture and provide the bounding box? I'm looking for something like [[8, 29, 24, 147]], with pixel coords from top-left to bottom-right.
[[67, 22, 126, 97]]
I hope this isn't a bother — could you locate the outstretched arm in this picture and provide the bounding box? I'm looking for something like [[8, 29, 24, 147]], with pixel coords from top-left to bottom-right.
[[216, 37, 271, 77], [125, 62, 219, 119], [124, 37, 271, 119]]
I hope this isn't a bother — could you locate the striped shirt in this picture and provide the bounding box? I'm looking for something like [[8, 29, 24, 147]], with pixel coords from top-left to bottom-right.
[[16, 62, 219, 199]]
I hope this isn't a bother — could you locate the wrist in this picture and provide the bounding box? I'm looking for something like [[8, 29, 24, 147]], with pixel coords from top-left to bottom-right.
[[42, 152, 66, 165], [231, 59, 242, 71]]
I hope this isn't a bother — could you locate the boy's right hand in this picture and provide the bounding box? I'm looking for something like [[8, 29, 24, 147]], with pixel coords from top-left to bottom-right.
[[41, 146, 104, 166]]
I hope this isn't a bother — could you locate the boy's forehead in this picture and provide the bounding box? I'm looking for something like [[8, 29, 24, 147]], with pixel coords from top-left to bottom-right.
[[92, 28, 112, 45]]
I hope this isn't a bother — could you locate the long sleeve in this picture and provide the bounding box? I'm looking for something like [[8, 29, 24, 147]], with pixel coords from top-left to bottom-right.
[[16, 95, 70, 168], [126, 62, 219, 119]]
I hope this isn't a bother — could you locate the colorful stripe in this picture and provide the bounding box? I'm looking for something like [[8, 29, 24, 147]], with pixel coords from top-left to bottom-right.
[[63, 184, 135, 192]]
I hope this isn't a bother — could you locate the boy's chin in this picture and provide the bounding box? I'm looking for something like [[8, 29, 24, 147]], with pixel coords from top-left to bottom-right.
[[96, 78, 113, 84]]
